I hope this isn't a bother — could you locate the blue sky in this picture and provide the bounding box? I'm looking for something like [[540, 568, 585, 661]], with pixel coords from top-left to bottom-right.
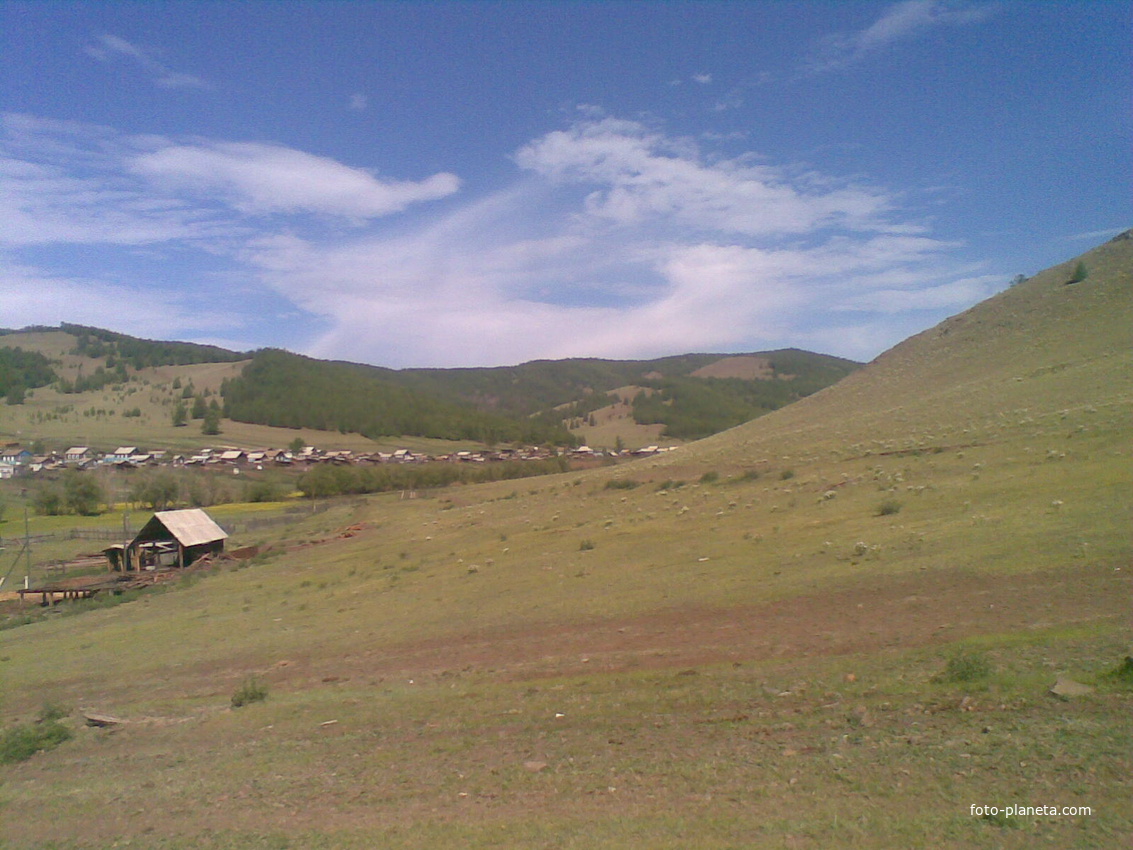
[[1, 1, 1128, 368]]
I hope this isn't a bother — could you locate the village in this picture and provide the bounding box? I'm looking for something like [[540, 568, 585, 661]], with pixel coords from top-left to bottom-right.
[[0, 440, 677, 480]]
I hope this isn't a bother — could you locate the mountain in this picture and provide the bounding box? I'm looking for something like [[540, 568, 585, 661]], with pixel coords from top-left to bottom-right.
[[0, 323, 857, 450], [1, 234, 1130, 846]]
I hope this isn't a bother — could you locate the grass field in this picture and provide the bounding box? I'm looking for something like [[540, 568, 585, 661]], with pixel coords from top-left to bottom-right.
[[0, 236, 1129, 847]]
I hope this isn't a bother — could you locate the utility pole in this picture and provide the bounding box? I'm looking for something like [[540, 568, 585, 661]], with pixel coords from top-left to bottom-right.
[[24, 503, 31, 588]]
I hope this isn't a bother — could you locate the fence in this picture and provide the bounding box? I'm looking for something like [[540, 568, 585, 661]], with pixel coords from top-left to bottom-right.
[[1, 499, 352, 546]]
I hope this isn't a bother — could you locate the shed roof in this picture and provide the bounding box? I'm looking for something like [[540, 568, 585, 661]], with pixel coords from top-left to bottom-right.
[[137, 509, 228, 548]]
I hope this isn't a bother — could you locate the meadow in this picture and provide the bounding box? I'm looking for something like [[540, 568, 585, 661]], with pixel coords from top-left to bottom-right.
[[0, 236, 1129, 847]]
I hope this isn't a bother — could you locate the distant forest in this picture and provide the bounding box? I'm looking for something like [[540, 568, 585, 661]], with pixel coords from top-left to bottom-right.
[[631, 350, 862, 439], [62, 324, 247, 369], [221, 349, 578, 445], [0, 347, 57, 402]]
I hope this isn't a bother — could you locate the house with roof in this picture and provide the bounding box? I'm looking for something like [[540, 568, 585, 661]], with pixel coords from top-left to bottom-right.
[[105, 508, 228, 571], [0, 447, 32, 466], [64, 446, 93, 463]]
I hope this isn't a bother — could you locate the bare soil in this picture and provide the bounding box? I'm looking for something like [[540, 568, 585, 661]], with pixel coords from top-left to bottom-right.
[[271, 560, 1129, 688]]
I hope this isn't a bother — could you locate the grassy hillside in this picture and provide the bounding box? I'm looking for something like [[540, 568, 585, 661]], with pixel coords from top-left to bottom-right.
[[0, 234, 1129, 848], [0, 327, 854, 452]]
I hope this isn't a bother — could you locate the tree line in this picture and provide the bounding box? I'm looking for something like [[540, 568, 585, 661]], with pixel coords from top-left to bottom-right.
[[220, 349, 577, 446]]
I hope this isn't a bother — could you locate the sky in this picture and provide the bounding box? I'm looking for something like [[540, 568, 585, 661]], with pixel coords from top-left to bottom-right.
[[1, 1, 1129, 368]]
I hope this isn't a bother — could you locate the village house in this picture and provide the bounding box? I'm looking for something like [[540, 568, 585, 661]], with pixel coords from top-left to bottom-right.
[[105, 508, 228, 572], [64, 446, 93, 464], [0, 446, 32, 466]]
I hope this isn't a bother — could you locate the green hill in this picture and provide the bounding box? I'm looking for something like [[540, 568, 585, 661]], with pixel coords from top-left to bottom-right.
[[1, 235, 1129, 848], [0, 324, 856, 451]]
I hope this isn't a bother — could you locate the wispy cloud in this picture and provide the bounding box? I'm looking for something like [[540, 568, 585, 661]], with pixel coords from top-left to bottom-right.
[[1068, 226, 1130, 241], [805, 1, 998, 74], [86, 34, 209, 89], [132, 141, 460, 219], [0, 112, 1002, 366], [349, 93, 368, 112], [514, 117, 895, 236]]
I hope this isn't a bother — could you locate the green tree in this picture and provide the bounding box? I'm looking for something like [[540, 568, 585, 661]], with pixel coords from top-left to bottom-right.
[[63, 470, 103, 516], [288, 436, 306, 454], [131, 470, 180, 510], [5, 384, 25, 405], [1068, 261, 1088, 284], [201, 407, 221, 436], [32, 486, 64, 516], [191, 395, 207, 419], [171, 400, 188, 427]]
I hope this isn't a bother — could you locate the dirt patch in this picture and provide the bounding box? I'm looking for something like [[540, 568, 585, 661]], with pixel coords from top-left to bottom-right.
[[284, 561, 1130, 687], [691, 355, 774, 380]]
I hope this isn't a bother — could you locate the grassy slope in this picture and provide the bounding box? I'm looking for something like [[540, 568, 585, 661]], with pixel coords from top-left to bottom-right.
[[0, 334, 853, 453], [0, 334, 478, 454], [0, 237, 1130, 848]]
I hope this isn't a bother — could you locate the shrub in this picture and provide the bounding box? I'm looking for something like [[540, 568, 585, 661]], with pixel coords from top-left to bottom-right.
[[699, 470, 720, 484], [779, 469, 795, 480], [876, 499, 903, 516], [0, 707, 72, 764], [231, 677, 269, 708], [604, 478, 638, 490], [1067, 261, 1088, 284], [935, 650, 991, 683], [1103, 656, 1133, 689], [579, 539, 595, 551]]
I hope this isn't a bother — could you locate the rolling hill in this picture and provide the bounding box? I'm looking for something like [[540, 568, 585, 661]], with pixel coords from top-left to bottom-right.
[[0, 324, 857, 452], [0, 233, 1130, 848]]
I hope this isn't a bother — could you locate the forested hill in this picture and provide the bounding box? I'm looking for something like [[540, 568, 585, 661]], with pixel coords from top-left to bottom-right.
[[392, 349, 860, 417], [58, 324, 249, 367], [219, 349, 577, 445], [1, 323, 860, 445]]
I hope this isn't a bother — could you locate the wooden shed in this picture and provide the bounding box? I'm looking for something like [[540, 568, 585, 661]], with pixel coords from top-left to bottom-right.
[[108, 508, 228, 571]]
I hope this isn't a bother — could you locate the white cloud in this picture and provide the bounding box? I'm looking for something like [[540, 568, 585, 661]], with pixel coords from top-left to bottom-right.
[[515, 117, 893, 236], [1, 111, 1000, 367], [242, 119, 976, 366], [805, 1, 998, 74], [834, 274, 1003, 312], [132, 141, 460, 219], [692, 73, 713, 85], [1068, 226, 1130, 241], [0, 258, 233, 336], [86, 34, 209, 89], [349, 93, 368, 112]]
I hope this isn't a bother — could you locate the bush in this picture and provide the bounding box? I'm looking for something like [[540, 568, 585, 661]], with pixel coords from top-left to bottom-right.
[[1103, 656, 1133, 689], [699, 470, 720, 484], [779, 469, 795, 480], [0, 707, 73, 764], [935, 650, 992, 683], [604, 478, 638, 490], [245, 480, 282, 503], [1067, 261, 1088, 284], [231, 677, 269, 708], [579, 539, 595, 551], [876, 499, 903, 516]]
